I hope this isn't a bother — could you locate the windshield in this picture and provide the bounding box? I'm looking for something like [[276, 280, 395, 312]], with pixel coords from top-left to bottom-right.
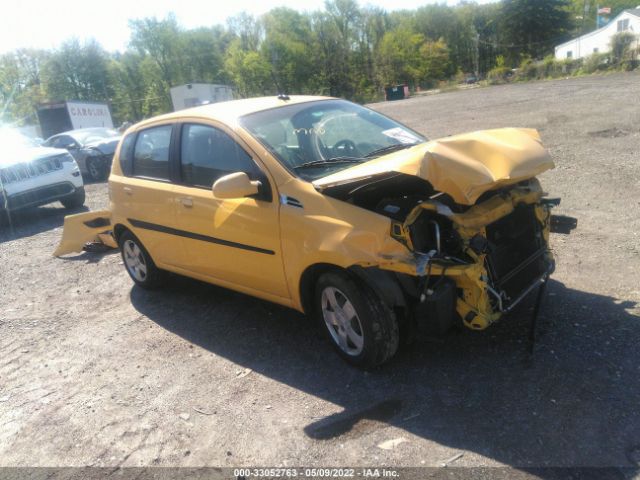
[[241, 100, 427, 181]]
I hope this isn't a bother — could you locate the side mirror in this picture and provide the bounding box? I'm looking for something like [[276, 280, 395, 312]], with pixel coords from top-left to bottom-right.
[[212, 172, 261, 199]]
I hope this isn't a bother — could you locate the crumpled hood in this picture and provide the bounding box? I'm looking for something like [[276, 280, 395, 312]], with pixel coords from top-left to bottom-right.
[[313, 128, 554, 206], [83, 137, 120, 155]]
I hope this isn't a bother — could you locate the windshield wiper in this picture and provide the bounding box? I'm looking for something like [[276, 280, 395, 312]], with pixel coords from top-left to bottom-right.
[[293, 157, 366, 170], [365, 143, 421, 158]]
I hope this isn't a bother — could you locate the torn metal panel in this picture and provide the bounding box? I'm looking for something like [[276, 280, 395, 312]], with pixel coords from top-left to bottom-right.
[[378, 182, 554, 330]]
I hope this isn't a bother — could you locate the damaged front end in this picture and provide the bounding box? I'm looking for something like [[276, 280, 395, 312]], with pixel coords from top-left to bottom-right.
[[380, 178, 556, 330], [316, 128, 572, 333]]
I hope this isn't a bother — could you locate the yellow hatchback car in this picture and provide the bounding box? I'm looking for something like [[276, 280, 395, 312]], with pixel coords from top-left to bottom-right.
[[57, 95, 567, 367]]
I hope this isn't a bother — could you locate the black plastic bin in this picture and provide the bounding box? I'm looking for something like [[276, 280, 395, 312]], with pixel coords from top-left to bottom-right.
[[384, 84, 409, 101]]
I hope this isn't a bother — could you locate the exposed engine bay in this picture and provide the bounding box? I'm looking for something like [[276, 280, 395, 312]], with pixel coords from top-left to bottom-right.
[[321, 172, 565, 333]]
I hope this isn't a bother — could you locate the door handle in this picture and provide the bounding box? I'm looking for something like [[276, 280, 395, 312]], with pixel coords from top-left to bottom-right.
[[180, 197, 193, 207], [123, 187, 133, 195]]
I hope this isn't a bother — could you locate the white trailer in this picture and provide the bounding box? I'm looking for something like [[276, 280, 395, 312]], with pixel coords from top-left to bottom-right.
[[170, 83, 234, 111], [37, 101, 114, 139]]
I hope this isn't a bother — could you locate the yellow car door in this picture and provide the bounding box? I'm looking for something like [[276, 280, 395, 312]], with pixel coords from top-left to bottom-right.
[[111, 123, 185, 267], [171, 121, 290, 300]]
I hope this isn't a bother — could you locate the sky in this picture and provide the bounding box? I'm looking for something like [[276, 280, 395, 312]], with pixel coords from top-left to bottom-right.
[[0, 0, 497, 54]]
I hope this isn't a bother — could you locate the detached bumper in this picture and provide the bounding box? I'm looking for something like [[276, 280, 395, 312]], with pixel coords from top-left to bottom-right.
[[53, 210, 116, 256]]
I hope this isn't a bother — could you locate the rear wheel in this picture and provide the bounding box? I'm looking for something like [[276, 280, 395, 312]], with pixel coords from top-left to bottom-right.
[[118, 231, 165, 289], [60, 187, 85, 209], [315, 271, 399, 368]]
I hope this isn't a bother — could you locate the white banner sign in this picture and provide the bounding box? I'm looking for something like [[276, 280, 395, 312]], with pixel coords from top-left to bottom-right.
[[66, 102, 113, 129]]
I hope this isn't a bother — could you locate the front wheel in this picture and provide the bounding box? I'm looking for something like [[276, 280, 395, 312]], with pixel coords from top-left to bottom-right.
[[86, 157, 107, 182], [315, 271, 399, 368], [118, 231, 165, 289]]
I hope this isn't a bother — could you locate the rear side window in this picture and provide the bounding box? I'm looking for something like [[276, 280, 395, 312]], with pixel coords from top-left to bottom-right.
[[180, 124, 259, 188], [118, 133, 136, 176], [133, 125, 172, 180]]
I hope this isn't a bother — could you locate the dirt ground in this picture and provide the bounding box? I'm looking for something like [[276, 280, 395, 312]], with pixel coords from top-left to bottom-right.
[[1, 72, 639, 472]]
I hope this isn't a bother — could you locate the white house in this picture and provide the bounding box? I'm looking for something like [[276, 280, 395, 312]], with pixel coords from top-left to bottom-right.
[[555, 7, 640, 59]]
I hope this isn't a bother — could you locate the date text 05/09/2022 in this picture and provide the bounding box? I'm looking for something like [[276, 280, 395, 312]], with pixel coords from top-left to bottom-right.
[[233, 468, 400, 478]]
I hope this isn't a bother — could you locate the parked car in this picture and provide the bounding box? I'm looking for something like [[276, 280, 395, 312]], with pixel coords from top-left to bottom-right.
[[55, 96, 568, 367], [464, 74, 479, 84], [43, 127, 121, 182], [0, 129, 85, 212]]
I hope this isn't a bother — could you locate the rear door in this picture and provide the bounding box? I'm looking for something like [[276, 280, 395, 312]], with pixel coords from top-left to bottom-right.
[[171, 121, 289, 299], [110, 123, 184, 267]]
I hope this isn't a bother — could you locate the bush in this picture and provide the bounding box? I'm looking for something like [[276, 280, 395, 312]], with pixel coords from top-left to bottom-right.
[[518, 57, 537, 80], [610, 32, 636, 64], [622, 59, 640, 71], [582, 52, 610, 74], [487, 66, 512, 84]]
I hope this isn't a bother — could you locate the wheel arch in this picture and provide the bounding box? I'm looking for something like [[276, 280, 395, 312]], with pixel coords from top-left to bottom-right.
[[298, 262, 407, 316], [113, 223, 131, 243]]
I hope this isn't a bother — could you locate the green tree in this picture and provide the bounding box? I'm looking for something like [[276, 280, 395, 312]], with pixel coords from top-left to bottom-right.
[[261, 8, 316, 94], [610, 31, 637, 64], [420, 39, 452, 84], [501, 0, 572, 63], [128, 14, 185, 111], [375, 28, 426, 87], [42, 39, 111, 101], [0, 49, 48, 125], [224, 40, 273, 97], [108, 52, 146, 122]]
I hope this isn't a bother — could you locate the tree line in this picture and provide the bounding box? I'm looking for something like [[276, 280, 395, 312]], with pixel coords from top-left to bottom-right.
[[1, 0, 638, 127]]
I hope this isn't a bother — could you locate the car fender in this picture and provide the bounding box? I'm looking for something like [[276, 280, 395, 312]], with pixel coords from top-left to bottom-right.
[[278, 180, 411, 311]]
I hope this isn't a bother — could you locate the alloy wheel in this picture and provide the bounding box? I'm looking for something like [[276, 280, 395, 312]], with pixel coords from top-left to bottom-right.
[[123, 239, 147, 282], [321, 286, 364, 356]]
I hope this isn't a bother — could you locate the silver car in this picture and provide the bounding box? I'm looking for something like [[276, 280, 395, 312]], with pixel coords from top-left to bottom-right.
[[43, 128, 121, 182]]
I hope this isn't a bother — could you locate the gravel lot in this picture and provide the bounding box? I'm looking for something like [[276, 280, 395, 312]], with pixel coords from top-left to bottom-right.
[[1, 72, 639, 472]]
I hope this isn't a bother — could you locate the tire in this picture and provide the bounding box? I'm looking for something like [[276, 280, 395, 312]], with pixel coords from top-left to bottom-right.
[[60, 187, 85, 209], [86, 157, 107, 182], [117, 230, 165, 289], [315, 271, 399, 368]]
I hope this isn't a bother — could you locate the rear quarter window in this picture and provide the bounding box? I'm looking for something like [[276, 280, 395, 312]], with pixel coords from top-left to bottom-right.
[[132, 125, 172, 180], [118, 133, 136, 176]]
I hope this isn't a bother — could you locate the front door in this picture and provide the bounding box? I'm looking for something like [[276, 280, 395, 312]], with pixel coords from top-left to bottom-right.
[[172, 122, 289, 300]]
